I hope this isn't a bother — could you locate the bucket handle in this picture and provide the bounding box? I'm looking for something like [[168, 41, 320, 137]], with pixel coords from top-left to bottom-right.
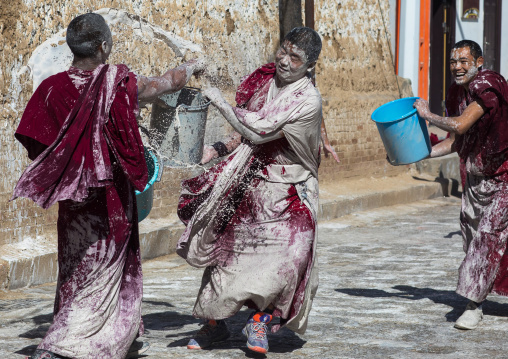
[[176, 100, 211, 111], [173, 100, 211, 129]]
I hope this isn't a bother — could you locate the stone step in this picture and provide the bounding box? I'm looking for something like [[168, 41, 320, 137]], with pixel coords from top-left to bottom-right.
[[0, 173, 449, 291], [0, 216, 185, 290]]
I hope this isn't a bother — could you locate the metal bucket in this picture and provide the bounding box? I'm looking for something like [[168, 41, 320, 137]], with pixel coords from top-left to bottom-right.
[[149, 87, 210, 166]]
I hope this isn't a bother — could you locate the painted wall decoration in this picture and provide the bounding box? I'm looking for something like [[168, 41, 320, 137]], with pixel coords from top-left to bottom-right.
[[462, 0, 480, 21]]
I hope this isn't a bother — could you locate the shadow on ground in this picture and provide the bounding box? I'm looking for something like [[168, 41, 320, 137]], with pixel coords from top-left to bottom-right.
[[444, 230, 461, 238], [14, 344, 38, 356], [336, 285, 508, 322], [18, 313, 53, 340], [14, 298, 306, 356], [14, 312, 53, 356], [143, 309, 200, 331], [166, 308, 306, 355], [412, 175, 462, 198]]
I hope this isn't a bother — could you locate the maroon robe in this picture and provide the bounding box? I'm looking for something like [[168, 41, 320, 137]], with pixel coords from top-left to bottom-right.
[[446, 69, 508, 301], [13, 64, 148, 358], [177, 63, 319, 333], [447, 69, 508, 177]]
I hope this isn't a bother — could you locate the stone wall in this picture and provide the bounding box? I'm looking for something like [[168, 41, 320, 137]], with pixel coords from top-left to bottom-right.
[[314, 0, 412, 183], [0, 0, 407, 249]]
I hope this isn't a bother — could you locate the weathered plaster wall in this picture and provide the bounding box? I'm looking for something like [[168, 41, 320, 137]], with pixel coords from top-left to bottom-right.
[[0, 0, 279, 249], [0, 0, 406, 253], [315, 0, 411, 183]]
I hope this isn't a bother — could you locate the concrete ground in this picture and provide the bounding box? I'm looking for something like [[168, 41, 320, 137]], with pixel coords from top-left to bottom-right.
[[3, 196, 508, 358]]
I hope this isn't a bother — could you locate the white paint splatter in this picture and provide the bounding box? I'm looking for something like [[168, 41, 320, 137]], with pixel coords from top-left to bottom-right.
[[24, 8, 201, 93]]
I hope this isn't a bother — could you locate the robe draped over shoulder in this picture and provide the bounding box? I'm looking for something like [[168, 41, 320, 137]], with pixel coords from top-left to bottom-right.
[[177, 63, 321, 334], [12, 64, 148, 359], [13, 64, 147, 208], [449, 69, 508, 177], [446, 70, 508, 302]]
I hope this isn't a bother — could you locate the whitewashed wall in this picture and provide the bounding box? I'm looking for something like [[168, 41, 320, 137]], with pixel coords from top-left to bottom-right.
[[500, 1, 508, 79], [454, 0, 484, 48], [398, 0, 420, 96]]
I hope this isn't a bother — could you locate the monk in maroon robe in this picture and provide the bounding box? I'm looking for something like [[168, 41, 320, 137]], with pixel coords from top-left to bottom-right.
[[414, 40, 508, 331], [12, 13, 205, 359], [177, 27, 323, 354]]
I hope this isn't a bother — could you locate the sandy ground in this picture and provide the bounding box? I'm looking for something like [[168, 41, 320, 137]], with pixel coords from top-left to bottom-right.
[[2, 196, 508, 358]]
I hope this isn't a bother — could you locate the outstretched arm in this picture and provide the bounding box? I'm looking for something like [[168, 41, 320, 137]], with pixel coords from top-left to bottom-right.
[[414, 98, 484, 135], [202, 87, 284, 145], [137, 58, 206, 104], [320, 118, 340, 164]]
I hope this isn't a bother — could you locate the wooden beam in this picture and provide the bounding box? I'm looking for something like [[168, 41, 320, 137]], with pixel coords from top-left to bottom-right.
[[279, 0, 302, 44], [305, 0, 315, 29], [395, 0, 401, 74]]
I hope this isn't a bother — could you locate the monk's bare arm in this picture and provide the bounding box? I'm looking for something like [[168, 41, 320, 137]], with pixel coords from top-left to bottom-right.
[[216, 101, 284, 144], [202, 87, 284, 145], [414, 98, 485, 135], [320, 118, 340, 163], [222, 132, 243, 152], [430, 133, 456, 158], [137, 58, 206, 104], [200, 131, 243, 164]]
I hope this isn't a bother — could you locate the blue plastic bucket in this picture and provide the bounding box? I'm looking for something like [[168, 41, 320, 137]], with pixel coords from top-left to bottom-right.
[[371, 97, 431, 165], [135, 148, 160, 222]]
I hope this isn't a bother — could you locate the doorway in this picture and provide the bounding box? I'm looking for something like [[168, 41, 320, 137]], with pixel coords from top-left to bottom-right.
[[429, 0, 456, 116], [483, 0, 502, 72]]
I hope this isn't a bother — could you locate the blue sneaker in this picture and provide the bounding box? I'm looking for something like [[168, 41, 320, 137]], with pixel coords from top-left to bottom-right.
[[187, 320, 230, 349], [242, 311, 273, 354]]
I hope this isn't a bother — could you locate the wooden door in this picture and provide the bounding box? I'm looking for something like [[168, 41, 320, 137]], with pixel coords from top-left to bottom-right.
[[483, 0, 501, 71], [429, 0, 456, 116]]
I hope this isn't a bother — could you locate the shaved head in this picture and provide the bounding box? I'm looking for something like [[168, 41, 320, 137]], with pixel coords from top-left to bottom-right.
[[66, 13, 112, 58]]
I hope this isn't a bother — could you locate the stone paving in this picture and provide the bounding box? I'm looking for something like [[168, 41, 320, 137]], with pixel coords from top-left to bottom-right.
[[2, 196, 508, 358]]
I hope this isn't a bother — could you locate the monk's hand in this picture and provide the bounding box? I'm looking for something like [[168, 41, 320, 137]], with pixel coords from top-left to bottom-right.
[[202, 87, 224, 106], [201, 144, 218, 164], [323, 143, 340, 164], [414, 98, 431, 120], [187, 57, 207, 77]]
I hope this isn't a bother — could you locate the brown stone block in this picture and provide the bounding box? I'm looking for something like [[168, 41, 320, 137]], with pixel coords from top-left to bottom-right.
[[160, 197, 175, 207], [31, 252, 58, 286], [46, 206, 59, 221], [7, 256, 33, 289], [153, 198, 162, 209], [156, 207, 173, 218], [1, 208, 14, 221], [40, 227, 58, 241], [2, 217, 18, 230], [0, 229, 13, 246], [0, 258, 9, 289], [24, 207, 40, 219], [21, 214, 38, 227]]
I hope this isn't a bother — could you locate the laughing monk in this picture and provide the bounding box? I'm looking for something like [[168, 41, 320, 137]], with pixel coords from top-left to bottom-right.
[[414, 40, 508, 330], [12, 13, 204, 359], [176, 27, 322, 354]]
